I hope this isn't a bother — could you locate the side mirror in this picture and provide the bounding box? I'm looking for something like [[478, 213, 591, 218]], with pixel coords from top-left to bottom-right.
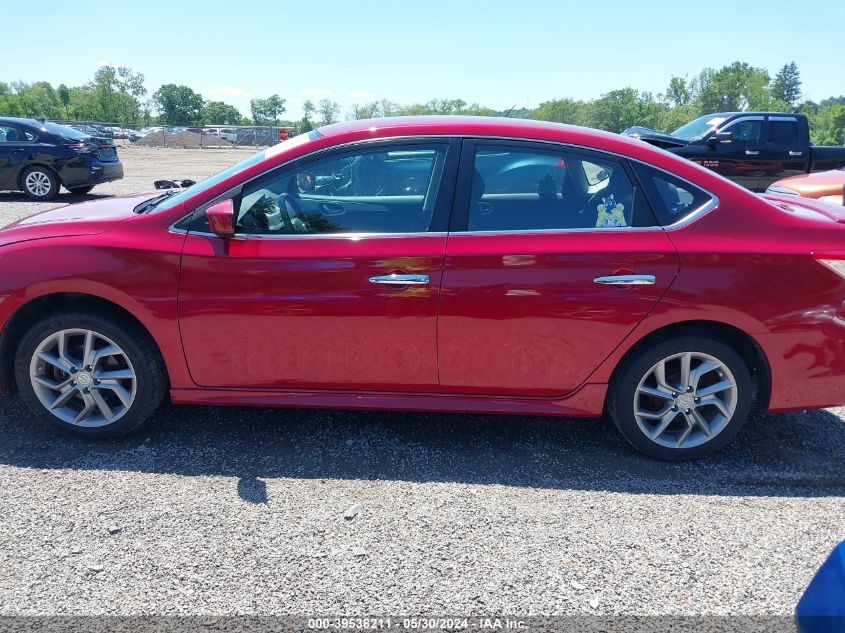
[[205, 199, 235, 238], [708, 131, 733, 147]]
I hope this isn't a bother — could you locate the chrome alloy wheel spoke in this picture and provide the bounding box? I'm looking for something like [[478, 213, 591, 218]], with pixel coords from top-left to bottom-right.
[[633, 352, 738, 450], [29, 329, 137, 427]]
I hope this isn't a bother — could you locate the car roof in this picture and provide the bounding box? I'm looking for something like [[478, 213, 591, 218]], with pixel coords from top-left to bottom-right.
[[316, 115, 668, 161], [0, 116, 44, 128]]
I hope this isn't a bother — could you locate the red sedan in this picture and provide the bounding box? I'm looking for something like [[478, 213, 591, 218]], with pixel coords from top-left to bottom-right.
[[2, 116, 845, 460]]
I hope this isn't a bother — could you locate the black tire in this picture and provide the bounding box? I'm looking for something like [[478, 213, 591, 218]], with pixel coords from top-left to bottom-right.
[[607, 335, 752, 460], [13, 310, 168, 438], [68, 185, 95, 195], [21, 166, 60, 201]]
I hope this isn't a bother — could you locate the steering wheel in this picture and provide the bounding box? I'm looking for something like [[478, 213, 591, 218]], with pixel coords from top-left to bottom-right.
[[277, 193, 310, 233]]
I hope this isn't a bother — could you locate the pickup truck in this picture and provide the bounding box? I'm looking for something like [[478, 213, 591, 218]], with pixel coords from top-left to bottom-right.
[[623, 112, 845, 191]]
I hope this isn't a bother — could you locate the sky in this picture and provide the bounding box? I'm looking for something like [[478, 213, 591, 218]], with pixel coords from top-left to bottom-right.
[[4, 0, 844, 119]]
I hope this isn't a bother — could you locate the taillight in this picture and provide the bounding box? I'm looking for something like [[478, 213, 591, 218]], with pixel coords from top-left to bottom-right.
[[66, 141, 94, 153]]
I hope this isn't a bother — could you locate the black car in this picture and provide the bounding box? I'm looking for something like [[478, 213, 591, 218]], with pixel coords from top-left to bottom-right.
[[623, 112, 845, 191], [0, 117, 123, 200]]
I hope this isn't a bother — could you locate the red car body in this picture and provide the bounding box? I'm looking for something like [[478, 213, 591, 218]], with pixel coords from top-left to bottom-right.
[[2, 117, 845, 427]]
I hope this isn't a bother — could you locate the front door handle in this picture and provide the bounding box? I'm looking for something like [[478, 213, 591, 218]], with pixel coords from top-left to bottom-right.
[[593, 274, 656, 286], [789, 151, 803, 157], [745, 150, 760, 156], [369, 274, 430, 286]]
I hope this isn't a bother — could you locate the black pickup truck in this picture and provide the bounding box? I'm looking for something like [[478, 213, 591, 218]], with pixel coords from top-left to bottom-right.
[[623, 112, 845, 191]]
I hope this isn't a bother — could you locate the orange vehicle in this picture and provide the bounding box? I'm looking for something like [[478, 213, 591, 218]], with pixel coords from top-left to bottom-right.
[[766, 167, 845, 205]]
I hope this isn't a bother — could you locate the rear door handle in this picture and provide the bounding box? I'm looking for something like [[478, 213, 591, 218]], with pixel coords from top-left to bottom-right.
[[593, 274, 655, 285], [745, 150, 760, 156], [789, 151, 803, 157], [369, 274, 430, 286]]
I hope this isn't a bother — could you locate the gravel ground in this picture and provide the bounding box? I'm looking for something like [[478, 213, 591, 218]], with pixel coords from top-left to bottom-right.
[[0, 149, 843, 619]]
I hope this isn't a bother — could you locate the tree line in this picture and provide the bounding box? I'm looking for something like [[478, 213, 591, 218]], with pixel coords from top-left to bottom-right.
[[1, 61, 843, 144]]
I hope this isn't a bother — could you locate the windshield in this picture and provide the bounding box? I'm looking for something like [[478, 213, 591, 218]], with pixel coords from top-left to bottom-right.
[[149, 131, 320, 213], [42, 121, 88, 140], [671, 114, 730, 141]]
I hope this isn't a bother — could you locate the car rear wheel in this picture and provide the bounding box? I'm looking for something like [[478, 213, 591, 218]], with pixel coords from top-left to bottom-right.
[[608, 335, 752, 460], [21, 166, 59, 201], [68, 185, 94, 195], [14, 311, 167, 438]]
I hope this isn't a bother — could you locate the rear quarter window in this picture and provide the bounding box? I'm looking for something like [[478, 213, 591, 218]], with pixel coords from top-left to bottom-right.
[[633, 163, 714, 226]]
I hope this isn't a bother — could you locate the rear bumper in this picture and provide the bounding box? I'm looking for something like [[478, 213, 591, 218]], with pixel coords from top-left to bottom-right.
[[59, 158, 123, 188]]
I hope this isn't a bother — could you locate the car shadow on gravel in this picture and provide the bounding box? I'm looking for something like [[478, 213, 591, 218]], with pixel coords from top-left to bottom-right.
[[1, 395, 843, 500]]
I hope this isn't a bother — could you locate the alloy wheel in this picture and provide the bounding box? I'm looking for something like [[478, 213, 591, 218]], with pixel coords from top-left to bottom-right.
[[24, 171, 52, 197], [29, 329, 137, 427], [633, 351, 737, 449]]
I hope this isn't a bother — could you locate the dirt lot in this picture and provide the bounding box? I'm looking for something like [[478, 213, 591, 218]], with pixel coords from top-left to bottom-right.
[[0, 147, 256, 226], [0, 148, 843, 620]]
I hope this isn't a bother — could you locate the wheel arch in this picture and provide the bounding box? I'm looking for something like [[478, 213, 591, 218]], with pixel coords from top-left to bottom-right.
[[18, 162, 62, 190], [0, 292, 168, 394], [606, 320, 772, 415]]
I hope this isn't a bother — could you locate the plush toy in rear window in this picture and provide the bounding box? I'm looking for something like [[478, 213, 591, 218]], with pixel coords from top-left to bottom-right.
[[596, 194, 627, 228]]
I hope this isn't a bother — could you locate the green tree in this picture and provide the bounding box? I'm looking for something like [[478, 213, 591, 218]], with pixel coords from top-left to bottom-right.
[[811, 102, 845, 145], [203, 100, 242, 124], [9, 81, 62, 119], [152, 84, 204, 124], [696, 62, 772, 112], [590, 88, 649, 132], [89, 65, 146, 123], [250, 94, 286, 125], [318, 99, 341, 124], [57, 83, 71, 119], [770, 61, 801, 108], [349, 101, 380, 119], [531, 98, 590, 126], [302, 99, 316, 122], [665, 76, 692, 107]]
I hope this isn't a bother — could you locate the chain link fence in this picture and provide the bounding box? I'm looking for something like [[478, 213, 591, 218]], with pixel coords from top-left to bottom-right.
[[49, 120, 296, 149]]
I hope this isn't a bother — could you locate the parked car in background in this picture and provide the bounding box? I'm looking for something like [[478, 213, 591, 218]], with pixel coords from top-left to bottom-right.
[[136, 126, 164, 138], [205, 127, 238, 143], [106, 127, 128, 139], [624, 112, 845, 191], [184, 127, 207, 135], [767, 167, 845, 205], [0, 117, 123, 199], [3, 116, 845, 461]]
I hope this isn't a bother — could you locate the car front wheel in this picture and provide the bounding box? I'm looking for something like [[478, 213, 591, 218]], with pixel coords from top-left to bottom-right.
[[14, 311, 167, 438], [608, 335, 752, 460], [21, 166, 59, 200]]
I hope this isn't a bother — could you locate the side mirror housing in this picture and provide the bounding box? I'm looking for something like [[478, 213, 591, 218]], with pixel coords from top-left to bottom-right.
[[708, 131, 733, 147], [206, 199, 235, 238]]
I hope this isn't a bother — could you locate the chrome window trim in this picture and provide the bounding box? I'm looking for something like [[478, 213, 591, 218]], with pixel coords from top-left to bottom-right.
[[720, 116, 765, 128], [184, 230, 448, 240], [169, 133, 721, 238], [769, 116, 799, 123]]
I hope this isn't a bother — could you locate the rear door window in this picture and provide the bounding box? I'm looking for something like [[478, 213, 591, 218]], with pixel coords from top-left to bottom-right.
[[768, 117, 800, 145], [465, 143, 652, 231]]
